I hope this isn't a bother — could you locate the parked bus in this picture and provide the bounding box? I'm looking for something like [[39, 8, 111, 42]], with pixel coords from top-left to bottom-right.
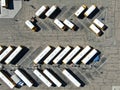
[[45, 5, 57, 17], [44, 46, 62, 64], [33, 46, 52, 64], [62, 69, 81, 87], [84, 5, 97, 17], [54, 19, 66, 31], [72, 45, 92, 64], [53, 46, 71, 64], [81, 49, 98, 64], [15, 69, 33, 87], [5, 46, 23, 64], [43, 69, 62, 87], [63, 46, 81, 64], [0, 46, 13, 62], [89, 24, 102, 36], [0, 71, 16, 89], [93, 18, 106, 30], [63, 19, 76, 30], [35, 5, 48, 17], [25, 20, 37, 32], [33, 69, 52, 87], [74, 5, 87, 17], [1, 0, 8, 8]]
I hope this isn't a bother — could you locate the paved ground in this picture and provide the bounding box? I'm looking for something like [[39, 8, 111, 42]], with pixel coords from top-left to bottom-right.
[[0, 0, 120, 90]]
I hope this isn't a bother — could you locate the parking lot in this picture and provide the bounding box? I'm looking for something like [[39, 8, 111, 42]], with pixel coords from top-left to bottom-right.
[[0, 0, 120, 90]]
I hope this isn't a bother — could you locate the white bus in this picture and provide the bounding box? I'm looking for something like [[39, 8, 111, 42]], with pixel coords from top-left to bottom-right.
[[54, 19, 66, 31], [0, 46, 13, 62], [1, 0, 8, 8], [44, 46, 62, 64], [63, 19, 76, 30], [33, 46, 52, 64], [45, 5, 57, 17], [93, 18, 105, 30], [62, 69, 81, 87], [35, 5, 48, 17], [43, 69, 62, 87], [72, 45, 92, 64], [74, 5, 87, 17], [53, 46, 71, 64], [84, 5, 97, 17], [0, 71, 16, 89], [89, 24, 102, 36], [33, 69, 52, 87], [15, 69, 33, 87], [5, 46, 23, 64], [63, 46, 81, 64], [81, 49, 98, 64], [25, 20, 37, 32]]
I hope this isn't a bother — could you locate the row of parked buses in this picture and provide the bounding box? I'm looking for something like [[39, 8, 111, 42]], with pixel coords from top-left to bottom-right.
[[0, 70, 24, 89], [35, 5, 58, 18], [74, 4, 98, 18], [0, 69, 32, 89], [54, 19, 77, 31], [0, 46, 24, 64], [0, 68, 85, 89], [89, 18, 107, 36], [33, 45, 100, 65], [34, 69, 83, 87]]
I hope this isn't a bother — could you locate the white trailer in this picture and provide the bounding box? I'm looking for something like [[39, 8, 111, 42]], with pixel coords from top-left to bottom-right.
[[43, 69, 62, 87], [0, 46, 13, 62], [25, 20, 37, 32], [74, 5, 87, 17], [63, 46, 81, 64], [5, 46, 23, 64], [44, 46, 62, 64], [93, 18, 105, 30], [89, 24, 102, 36], [15, 69, 33, 87], [62, 69, 81, 87], [11, 74, 24, 87], [33, 69, 52, 87], [54, 19, 66, 30], [0, 71, 15, 89], [1, 0, 8, 8], [81, 49, 98, 64], [72, 45, 92, 64], [33, 46, 51, 64], [45, 5, 57, 17], [35, 5, 48, 17], [53, 46, 71, 64], [84, 5, 97, 17], [63, 19, 75, 30]]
